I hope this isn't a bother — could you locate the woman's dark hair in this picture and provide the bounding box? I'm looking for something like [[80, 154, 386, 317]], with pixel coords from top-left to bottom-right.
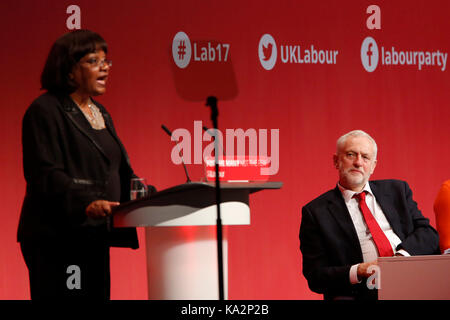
[[41, 29, 108, 94]]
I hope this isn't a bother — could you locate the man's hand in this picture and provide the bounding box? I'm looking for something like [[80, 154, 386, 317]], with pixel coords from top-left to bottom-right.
[[357, 260, 378, 279], [86, 200, 120, 219]]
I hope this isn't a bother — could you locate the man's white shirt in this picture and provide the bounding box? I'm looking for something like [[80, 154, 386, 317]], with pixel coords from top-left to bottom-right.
[[337, 182, 410, 284]]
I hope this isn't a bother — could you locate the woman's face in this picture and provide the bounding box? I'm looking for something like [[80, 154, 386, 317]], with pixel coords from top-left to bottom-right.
[[70, 49, 110, 97]]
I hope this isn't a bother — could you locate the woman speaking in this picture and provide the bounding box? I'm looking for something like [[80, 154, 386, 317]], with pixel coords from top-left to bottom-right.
[[18, 30, 141, 299]]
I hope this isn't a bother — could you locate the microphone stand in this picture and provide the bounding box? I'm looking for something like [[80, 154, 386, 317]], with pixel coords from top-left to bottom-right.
[[205, 96, 224, 301]]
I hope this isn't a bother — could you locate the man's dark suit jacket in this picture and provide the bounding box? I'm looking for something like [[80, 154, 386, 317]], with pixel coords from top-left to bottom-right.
[[299, 179, 440, 300], [18, 92, 138, 248]]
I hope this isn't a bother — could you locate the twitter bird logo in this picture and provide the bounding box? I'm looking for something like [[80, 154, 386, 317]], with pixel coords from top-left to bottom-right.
[[259, 34, 277, 70], [262, 43, 273, 61]]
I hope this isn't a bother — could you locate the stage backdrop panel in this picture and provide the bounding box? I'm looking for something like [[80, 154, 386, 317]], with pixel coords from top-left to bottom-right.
[[0, 0, 449, 299]]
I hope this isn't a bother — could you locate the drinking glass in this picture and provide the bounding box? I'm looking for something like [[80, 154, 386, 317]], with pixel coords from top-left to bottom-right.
[[130, 178, 148, 200]]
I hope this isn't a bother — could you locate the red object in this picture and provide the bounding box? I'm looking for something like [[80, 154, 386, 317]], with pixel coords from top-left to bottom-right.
[[204, 156, 270, 182], [434, 180, 450, 253], [354, 192, 394, 257]]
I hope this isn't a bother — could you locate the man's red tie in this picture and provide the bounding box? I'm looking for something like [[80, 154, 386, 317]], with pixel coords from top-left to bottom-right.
[[353, 192, 394, 257]]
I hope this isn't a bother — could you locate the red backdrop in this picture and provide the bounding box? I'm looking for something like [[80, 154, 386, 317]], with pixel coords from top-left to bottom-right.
[[1, 0, 449, 299]]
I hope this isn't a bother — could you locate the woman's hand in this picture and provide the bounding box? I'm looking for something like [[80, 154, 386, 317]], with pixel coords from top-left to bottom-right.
[[86, 200, 120, 219]]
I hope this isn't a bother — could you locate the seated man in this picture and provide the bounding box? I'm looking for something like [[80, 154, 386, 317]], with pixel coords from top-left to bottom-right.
[[299, 130, 440, 300]]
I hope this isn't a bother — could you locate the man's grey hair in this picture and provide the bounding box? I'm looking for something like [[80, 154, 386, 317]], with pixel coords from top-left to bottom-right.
[[336, 130, 378, 159]]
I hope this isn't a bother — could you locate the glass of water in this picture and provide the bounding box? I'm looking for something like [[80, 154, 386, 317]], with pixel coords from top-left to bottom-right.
[[130, 178, 148, 200]]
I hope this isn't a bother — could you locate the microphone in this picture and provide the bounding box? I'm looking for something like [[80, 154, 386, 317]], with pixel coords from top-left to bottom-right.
[[161, 124, 172, 136], [161, 124, 192, 183]]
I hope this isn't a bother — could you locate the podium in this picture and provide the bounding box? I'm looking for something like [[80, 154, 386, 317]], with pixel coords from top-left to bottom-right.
[[113, 181, 282, 300], [378, 255, 450, 300]]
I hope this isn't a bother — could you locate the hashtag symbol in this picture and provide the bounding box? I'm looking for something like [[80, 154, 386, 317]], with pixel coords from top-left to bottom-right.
[[178, 40, 186, 60]]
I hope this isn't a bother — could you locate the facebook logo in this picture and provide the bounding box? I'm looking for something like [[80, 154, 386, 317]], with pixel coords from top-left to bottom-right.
[[361, 36, 379, 72]]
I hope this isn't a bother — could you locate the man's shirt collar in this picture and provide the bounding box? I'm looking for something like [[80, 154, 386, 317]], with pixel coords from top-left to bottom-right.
[[337, 181, 373, 203]]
